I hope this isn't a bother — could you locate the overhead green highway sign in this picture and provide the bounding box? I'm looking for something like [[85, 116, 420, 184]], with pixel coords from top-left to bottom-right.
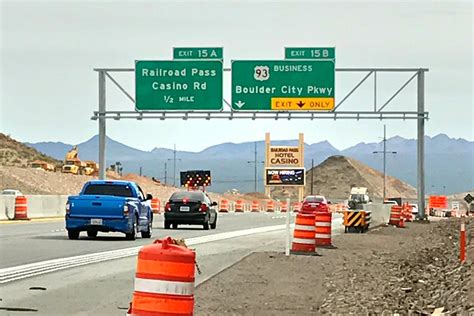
[[285, 47, 335, 60], [173, 47, 223, 60], [135, 60, 223, 111], [231, 60, 335, 111]]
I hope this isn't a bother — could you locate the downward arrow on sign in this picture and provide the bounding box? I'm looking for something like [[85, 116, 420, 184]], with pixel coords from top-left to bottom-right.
[[234, 101, 245, 108]]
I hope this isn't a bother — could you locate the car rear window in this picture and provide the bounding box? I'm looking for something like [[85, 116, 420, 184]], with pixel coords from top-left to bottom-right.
[[305, 196, 324, 202], [170, 191, 203, 202], [83, 184, 134, 197]]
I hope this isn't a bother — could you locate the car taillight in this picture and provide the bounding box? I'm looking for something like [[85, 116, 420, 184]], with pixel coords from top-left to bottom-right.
[[200, 203, 208, 212], [123, 204, 129, 215], [165, 202, 171, 212], [66, 202, 70, 215]]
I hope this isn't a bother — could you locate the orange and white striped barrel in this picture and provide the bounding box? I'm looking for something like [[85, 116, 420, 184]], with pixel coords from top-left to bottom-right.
[[280, 201, 288, 212], [389, 205, 402, 226], [266, 200, 275, 212], [150, 198, 160, 214], [235, 200, 244, 212], [251, 200, 260, 212], [14, 196, 28, 220], [292, 202, 302, 213], [219, 199, 229, 213], [291, 213, 316, 253], [131, 237, 195, 316], [315, 211, 332, 247], [403, 203, 413, 222]]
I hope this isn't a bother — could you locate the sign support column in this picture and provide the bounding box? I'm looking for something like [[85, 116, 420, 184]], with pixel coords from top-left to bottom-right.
[[265, 133, 271, 197], [298, 133, 305, 202], [417, 70, 425, 219], [98, 70, 106, 180]]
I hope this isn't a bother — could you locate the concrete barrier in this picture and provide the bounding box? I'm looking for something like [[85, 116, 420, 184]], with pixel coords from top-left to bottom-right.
[[0, 195, 68, 220], [363, 203, 392, 228]]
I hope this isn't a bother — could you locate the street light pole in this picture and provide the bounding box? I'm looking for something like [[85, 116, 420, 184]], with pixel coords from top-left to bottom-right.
[[167, 144, 181, 187], [373, 125, 397, 201], [311, 159, 314, 195], [164, 162, 167, 185]]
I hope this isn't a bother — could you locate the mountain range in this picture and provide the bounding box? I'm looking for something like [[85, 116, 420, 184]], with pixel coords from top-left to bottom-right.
[[25, 134, 474, 195]]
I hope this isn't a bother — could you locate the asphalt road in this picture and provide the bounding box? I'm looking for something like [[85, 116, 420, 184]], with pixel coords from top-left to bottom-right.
[[0, 212, 344, 315], [0, 212, 292, 268]]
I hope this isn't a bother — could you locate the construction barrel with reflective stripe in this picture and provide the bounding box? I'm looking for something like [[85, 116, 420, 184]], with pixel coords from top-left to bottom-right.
[[266, 200, 275, 212], [280, 201, 288, 212], [292, 202, 302, 213], [235, 200, 244, 212], [219, 199, 229, 213], [131, 237, 195, 316], [315, 211, 332, 247], [251, 200, 260, 212], [402, 203, 413, 222], [291, 213, 316, 254], [150, 198, 160, 214], [389, 205, 402, 226], [14, 196, 29, 220]]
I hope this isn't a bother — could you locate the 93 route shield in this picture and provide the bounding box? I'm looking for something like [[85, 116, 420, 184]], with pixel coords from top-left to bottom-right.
[[231, 60, 335, 111]]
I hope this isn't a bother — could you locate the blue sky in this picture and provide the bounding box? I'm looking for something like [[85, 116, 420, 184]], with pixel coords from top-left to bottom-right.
[[1, 0, 472, 151]]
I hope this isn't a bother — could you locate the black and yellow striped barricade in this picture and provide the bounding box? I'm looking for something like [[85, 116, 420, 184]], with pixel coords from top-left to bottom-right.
[[343, 210, 371, 233]]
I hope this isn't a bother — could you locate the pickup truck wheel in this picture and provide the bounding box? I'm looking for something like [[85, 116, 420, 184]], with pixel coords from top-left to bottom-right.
[[141, 222, 152, 238], [87, 230, 98, 238], [68, 230, 80, 240], [164, 221, 171, 229], [203, 220, 210, 230], [125, 218, 137, 240]]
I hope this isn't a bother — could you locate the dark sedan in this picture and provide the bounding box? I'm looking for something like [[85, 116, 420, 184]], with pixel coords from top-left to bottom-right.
[[164, 190, 218, 230]]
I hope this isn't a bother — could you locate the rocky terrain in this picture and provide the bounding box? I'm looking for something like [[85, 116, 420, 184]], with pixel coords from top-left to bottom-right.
[[0, 133, 60, 167], [195, 218, 472, 315]]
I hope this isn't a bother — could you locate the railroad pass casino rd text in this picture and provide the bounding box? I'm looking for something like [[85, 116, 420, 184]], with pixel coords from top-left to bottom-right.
[[141, 67, 217, 91]]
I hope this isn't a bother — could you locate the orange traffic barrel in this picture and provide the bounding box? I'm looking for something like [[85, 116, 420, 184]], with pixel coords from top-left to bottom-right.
[[235, 200, 244, 212], [292, 202, 302, 213], [150, 198, 160, 214], [251, 200, 260, 212], [14, 196, 29, 220], [402, 203, 413, 222], [280, 201, 288, 212], [291, 213, 316, 254], [266, 200, 275, 212], [219, 199, 229, 213], [315, 211, 332, 247], [131, 237, 195, 316], [389, 205, 402, 226]]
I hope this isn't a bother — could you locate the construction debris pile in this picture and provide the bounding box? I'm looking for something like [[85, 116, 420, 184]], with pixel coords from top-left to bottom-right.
[[318, 219, 472, 315]]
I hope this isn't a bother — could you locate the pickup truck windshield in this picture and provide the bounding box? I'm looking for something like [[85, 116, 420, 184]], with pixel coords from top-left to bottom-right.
[[83, 184, 134, 197]]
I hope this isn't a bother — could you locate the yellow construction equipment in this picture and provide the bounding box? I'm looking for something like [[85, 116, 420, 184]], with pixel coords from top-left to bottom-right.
[[31, 160, 55, 172], [61, 146, 98, 176]]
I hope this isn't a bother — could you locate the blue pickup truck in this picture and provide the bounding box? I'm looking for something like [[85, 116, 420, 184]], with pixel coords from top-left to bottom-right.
[[65, 180, 153, 240]]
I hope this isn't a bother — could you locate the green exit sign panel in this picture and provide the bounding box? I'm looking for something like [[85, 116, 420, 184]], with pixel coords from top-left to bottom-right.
[[135, 60, 223, 111], [285, 47, 335, 60], [174, 47, 223, 60], [231, 60, 335, 111]]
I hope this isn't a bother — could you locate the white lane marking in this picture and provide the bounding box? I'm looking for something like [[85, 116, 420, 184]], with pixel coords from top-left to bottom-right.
[[0, 224, 289, 284]]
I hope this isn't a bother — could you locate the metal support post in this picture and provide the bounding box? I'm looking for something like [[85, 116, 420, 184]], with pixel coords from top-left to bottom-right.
[[98, 70, 106, 180], [285, 198, 291, 256], [311, 159, 314, 195], [417, 70, 426, 219], [383, 125, 386, 201]]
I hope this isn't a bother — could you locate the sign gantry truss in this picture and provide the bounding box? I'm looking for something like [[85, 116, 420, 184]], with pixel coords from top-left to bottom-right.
[[92, 66, 429, 219]]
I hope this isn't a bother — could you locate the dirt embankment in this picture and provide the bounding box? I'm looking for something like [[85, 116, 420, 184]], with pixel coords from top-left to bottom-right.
[[195, 218, 473, 315], [272, 155, 417, 201]]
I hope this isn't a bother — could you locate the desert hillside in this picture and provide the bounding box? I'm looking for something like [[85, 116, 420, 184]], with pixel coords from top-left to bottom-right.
[[0, 133, 60, 167], [272, 155, 417, 200]]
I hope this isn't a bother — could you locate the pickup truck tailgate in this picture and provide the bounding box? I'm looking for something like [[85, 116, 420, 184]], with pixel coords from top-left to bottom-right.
[[68, 196, 128, 219]]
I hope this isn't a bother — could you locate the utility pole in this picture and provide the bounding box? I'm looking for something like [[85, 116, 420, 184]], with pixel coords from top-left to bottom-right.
[[247, 141, 264, 192], [373, 125, 397, 201], [164, 162, 167, 185], [139, 166, 142, 177], [311, 159, 314, 195], [167, 144, 181, 187]]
